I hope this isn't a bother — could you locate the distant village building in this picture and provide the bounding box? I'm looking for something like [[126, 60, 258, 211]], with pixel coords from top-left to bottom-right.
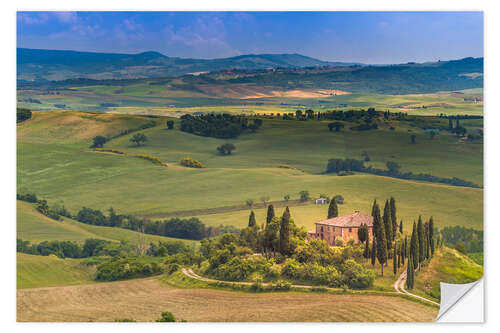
[[307, 211, 373, 245], [315, 198, 328, 205]]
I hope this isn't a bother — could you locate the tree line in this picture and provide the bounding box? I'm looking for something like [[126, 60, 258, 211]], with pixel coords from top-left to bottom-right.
[[180, 113, 262, 139], [326, 158, 480, 188], [17, 193, 235, 241], [17, 237, 194, 259]]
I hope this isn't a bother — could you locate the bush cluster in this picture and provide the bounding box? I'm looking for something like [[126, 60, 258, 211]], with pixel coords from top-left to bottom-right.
[[326, 158, 480, 188], [95, 257, 163, 281], [180, 113, 261, 139], [180, 157, 205, 168]]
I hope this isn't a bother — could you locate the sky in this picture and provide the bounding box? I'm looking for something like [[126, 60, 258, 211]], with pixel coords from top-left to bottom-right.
[[17, 11, 483, 64]]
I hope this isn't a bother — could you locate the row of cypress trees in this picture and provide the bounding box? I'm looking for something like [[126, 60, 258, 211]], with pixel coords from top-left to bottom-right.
[[247, 204, 292, 256], [405, 215, 435, 289]]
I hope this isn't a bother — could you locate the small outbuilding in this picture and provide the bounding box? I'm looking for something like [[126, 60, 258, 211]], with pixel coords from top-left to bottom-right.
[[315, 198, 328, 205]]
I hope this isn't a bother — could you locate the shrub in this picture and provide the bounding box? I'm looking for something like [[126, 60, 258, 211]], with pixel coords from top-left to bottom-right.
[[341, 259, 375, 289], [114, 318, 136, 322], [269, 280, 292, 291], [136, 154, 168, 167], [216, 143, 236, 155], [156, 312, 176, 322], [180, 157, 205, 168]]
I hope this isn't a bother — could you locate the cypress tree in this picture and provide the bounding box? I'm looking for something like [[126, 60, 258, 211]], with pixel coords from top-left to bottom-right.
[[410, 222, 419, 270], [371, 239, 377, 266], [425, 225, 430, 260], [279, 207, 291, 255], [393, 245, 397, 275], [417, 216, 424, 266], [374, 203, 388, 276], [248, 211, 256, 227], [429, 216, 435, 256], [406, 254, 414, 289], [266, 204, 275, 224], [402, 235, 407, 265], [383, 200, 392, 250], [399, 220, 403, 234], [390, 197, 397, 239], [327, 197, 338, 219], [397, 244, 401, 269], [364, 233, 370, 258]]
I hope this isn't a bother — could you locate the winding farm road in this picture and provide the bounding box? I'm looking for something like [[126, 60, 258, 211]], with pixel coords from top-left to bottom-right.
[[393, 270, 440, 306]]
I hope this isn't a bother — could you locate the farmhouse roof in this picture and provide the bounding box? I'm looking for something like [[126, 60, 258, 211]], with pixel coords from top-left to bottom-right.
[[315, 211, 373, 228]]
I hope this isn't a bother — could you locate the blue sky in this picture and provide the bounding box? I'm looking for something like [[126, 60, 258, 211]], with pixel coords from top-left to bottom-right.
[[17, 11, 483, 64]]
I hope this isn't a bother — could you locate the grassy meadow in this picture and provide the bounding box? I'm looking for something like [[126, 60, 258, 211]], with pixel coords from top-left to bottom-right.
[[17, 110, 482, 233], [17, 253, 95, 289]]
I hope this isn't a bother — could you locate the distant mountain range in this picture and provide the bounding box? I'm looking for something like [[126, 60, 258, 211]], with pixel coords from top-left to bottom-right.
[[17, 48, 362, 81]]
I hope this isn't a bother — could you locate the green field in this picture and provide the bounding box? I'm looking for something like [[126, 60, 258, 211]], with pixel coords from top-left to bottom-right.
[[17, 200, 197, 245], [17, 253, 95, 289], [17, 110, 482, 234]]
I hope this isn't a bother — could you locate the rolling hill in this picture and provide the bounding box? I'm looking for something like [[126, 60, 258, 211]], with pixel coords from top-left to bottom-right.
[[17, 48, 359, 81]]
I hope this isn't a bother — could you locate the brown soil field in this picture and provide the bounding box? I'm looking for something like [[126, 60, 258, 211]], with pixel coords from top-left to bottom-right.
[[17, 278, 438, 322], [195, 84, 350, 99]]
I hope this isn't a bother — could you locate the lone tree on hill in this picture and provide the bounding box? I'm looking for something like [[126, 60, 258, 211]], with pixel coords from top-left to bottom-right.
[[260, 196, 270, 206], [216, 143, 236, 155], [383, 200, 393, 251], [130, 133, 147, 146], [279, 207, 291, 255], [299, 190, 310, 202], [166, 120, 174, 129], [92, 135, 107, 148], [390, 197, 397, 239], [327, 197, 339, 219], [266, 204, 275, 224], [248, 211, 256, 227]]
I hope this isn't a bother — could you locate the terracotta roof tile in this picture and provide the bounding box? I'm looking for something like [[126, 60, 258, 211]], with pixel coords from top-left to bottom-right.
[[315, 211, 373, 228]]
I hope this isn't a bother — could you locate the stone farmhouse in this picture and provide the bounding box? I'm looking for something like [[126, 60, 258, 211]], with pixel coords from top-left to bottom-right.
[[308, 211, 373, 245]]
